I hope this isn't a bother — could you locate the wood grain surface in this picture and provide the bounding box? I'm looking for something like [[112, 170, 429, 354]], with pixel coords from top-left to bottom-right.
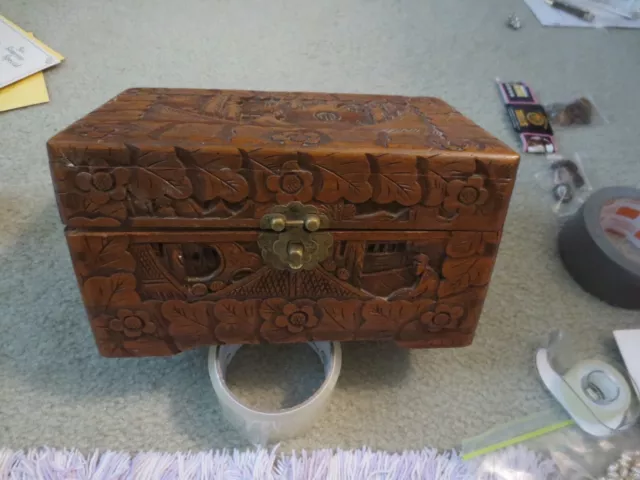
[[49, 89, 519, 356]]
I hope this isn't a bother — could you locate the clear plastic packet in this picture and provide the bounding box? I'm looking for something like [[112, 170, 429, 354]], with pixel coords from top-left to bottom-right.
[[463, 327, 640, 479], [463, 413, 640, 479], [538, 331, 640, 438], [461, 408, 576, 461], [535, 153, 593, 218], [545, 95, 608, 129], [548, 426, 640, 479]]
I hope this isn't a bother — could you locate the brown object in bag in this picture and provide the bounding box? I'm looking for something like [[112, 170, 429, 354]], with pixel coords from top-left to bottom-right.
[[548, 97, 594, 126], [48, 88, 519, 357]]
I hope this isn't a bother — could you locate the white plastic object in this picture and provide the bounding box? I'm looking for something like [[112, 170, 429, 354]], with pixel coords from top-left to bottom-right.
[[208, 342, 341, 445], [614, 330, 640, 400], [536, 345, 633, 436]]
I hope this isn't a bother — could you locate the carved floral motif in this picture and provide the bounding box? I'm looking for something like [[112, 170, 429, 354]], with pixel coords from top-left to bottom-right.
[[68, 231, 497, 356], [443, 175, 489, 214], [53, 146, 511, 229], [265, 161, 314, 203], [275, 301, 320, 333], [102, 309, 157, 338], [53, 90, 513, 356], [420, 303, 464, 332], [74, 169, 129, 205]]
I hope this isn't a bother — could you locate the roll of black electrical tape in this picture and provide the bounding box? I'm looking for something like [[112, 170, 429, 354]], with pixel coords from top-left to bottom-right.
[[558, 186, 640, 309]]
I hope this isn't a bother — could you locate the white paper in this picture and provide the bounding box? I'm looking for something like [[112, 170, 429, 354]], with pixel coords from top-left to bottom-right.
[[0, 17, 61, 88], [524, 0, 640, 27], [614, 330, 640, 399]]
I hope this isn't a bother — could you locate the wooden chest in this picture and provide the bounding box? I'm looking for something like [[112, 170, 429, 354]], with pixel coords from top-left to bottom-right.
[[48, 89, 519, 357]]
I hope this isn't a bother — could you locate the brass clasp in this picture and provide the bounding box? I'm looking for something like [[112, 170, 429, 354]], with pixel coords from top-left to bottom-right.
[[258, 202, 333, 271]]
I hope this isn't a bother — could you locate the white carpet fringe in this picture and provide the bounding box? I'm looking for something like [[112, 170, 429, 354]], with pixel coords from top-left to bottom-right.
[[0, 445, 558, 479]]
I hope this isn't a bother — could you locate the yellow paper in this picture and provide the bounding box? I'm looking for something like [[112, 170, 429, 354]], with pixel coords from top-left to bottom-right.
[[0, 71, 50, 112], [0, 19, 64, 113]]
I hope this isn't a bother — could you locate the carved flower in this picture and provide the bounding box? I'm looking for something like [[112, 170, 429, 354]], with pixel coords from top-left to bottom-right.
[[274, 302, 320, 333], [74, 168, 129, 205], [443, 175, 488, 214], [102, 309, 157, 338], [265, 161, 314, 203], [420, 303, 464, 332]]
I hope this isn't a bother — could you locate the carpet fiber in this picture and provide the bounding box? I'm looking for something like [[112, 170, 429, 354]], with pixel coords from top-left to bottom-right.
[[1, 0, 639, 453], [0, 446, 557, 479]]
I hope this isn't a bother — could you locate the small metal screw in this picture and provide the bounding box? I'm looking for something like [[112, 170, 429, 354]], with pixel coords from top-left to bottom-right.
[[507, 14, 522, 30]]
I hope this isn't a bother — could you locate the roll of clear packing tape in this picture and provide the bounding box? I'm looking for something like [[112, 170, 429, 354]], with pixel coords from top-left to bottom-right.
[[208, 342, 341, 445]]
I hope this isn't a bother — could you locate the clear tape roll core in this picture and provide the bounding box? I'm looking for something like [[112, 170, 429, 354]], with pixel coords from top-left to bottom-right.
[[208, 342, 342, 445]]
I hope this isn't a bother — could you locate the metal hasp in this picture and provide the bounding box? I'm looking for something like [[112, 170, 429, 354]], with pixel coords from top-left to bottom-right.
[[258, 202, 333, 271]]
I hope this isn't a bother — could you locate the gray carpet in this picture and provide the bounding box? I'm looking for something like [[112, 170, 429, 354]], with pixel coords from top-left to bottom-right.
[[1, 0, 639, 453]]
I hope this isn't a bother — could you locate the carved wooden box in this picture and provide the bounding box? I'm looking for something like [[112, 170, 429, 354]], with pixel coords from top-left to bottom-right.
[[48, 88, 519, 357]]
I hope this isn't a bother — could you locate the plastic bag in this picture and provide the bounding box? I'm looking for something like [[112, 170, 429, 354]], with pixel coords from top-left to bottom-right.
[[464, 418, 640, 479], [534, 153, 593, 218], [547, 425, 640, 479], [545, 96, 607, 129]]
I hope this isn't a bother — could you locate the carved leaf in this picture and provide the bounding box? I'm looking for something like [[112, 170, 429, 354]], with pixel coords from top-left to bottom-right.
[[83, 273, 140, 308], [60, 192, 127, 221], [91, 201, 127, 220], [172, 199, 203, 217], [126, 145, 193, 200], [438, 256, 493, 297], [161, 300, 214, 341], [359, 299, 416, 339], [442, 257, 476, 279], [424, 171, 447, 207], [175, 147, 249, 203], [318, 202, 357, 221], [194, 169, 248, 203], [71, 236, 135, 277], [467, 257, 493, 285], [446, 232, 483, 259], [314, 157, 372, 203], [241, 150, 277, 203], [214, 299, 260, 343], [259, 298, 287, 321], [369, 156, 421, 206], [317, 299, 361, 332], [396, 299, 437, 341]]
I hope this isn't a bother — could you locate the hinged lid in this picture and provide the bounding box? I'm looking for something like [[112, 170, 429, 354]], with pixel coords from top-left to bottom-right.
[[48, 88, 519, 231]]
